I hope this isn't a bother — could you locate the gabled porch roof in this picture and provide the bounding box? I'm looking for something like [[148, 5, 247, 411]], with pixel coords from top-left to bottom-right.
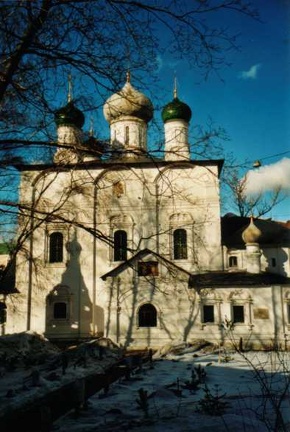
[[100, 248, 192, 281]]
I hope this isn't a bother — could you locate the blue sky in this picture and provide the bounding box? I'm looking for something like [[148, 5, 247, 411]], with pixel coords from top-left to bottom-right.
[[53, 1, 289, 221], [157, 1, 290, 162], [152, 1, 290, 220]]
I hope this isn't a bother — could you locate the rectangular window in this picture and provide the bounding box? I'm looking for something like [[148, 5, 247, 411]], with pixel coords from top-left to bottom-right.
[[229, 256, 238, 267], [202, 305, 214, 323], [173, 229, 187, 260], [233, 305, 244, 323], [287, 304, 290, 324], [271, 258, 276, 267], [138, 261, 159, 277], [53, 302, 67, 319], [49, 232, 63, 263], [114, 230, 127, 261]]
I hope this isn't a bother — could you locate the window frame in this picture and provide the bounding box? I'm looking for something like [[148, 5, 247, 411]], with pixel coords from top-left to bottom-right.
[[45, 225, 69, 267], [138, 261, 159, 277], [46, 285, 72, 330], [53, 301, 68, 320], [202, 304, 215, 324], [49, 231, 64, 263], [173, 228, 188, 260], [232, 304, 245, 324], [113, 230, 127, 261], [138, 303, 157, 328], [229, 256, 238, 268]]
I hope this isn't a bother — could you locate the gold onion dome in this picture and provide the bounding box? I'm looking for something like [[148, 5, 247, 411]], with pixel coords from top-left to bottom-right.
[[55, 101, 85, 129], [103, 72, 153, 124], [242, 217, 262, 244]]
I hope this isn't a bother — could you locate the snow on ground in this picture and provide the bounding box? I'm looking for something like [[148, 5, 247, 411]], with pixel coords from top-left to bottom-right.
[[53, 344, 290, 432], [1, 334, 290, 431], [0, 332, 121, 419]]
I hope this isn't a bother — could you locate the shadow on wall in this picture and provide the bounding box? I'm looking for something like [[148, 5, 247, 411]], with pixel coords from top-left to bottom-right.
[[45, 232, 104, 340], [263, 248, 288, 276]]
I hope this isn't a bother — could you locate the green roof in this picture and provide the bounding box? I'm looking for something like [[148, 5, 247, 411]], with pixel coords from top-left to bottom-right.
[[55, 101, 85, 129], [0, 243, 10, 254], [162, 97, 192, 123]]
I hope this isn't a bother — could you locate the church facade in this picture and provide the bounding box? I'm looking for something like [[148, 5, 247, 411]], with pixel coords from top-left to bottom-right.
[[3, 74, 290, 349]]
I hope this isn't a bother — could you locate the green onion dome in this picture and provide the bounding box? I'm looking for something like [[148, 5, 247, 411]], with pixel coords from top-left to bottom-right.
[[162, 97, 192, 123], [104, 74, 153, 124], [55, 101, 85, 129]]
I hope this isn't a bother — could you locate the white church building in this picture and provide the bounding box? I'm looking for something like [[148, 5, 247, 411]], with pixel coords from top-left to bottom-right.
[[2, 73, 290, 350]]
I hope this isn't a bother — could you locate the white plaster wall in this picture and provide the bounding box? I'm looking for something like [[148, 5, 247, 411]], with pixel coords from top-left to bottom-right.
[[164, 119, 189, 161], [224, 247, 290, 277], [104, 275, 290, 350], [9, 160, 223, 342]]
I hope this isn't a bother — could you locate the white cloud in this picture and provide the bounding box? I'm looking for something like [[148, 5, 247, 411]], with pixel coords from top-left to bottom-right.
[[155, 55, 181, 73], [239, 63, 261, 80], [244, 158, 290, 195]]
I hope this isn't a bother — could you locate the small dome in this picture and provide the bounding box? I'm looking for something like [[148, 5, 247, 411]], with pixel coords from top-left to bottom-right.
[[83, 136, 105, 155], [103, 76, 153, 124], [162, 97, 192, 123], [242, 218, 262, 244], [55, 101, 85, 129]]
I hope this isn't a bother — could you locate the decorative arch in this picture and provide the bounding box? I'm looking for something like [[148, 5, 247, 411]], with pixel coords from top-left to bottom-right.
[[94, 165, 131, 186], [169, 212, 193, 227], [199, 288, 218, 300], [154, 162, 195, 184], [110, 214, 134, 228], [228, 289, 251, 301]]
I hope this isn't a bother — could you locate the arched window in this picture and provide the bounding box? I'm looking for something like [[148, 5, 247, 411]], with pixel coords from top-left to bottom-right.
[[173, 229, 187, 260], [53, 302, 67, 319], [229, 256, 238, 267], [138, 304, 157, 327], [114, 230, 127, 261], [49, 232, 63, 263], [125, 126, 129, 145]]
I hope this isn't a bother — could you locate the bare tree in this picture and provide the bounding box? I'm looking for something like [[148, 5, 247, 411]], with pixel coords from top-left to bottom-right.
[[222, 161, 286, 217], [0, 0, 258, 143], [0, 0, 262, 268]]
